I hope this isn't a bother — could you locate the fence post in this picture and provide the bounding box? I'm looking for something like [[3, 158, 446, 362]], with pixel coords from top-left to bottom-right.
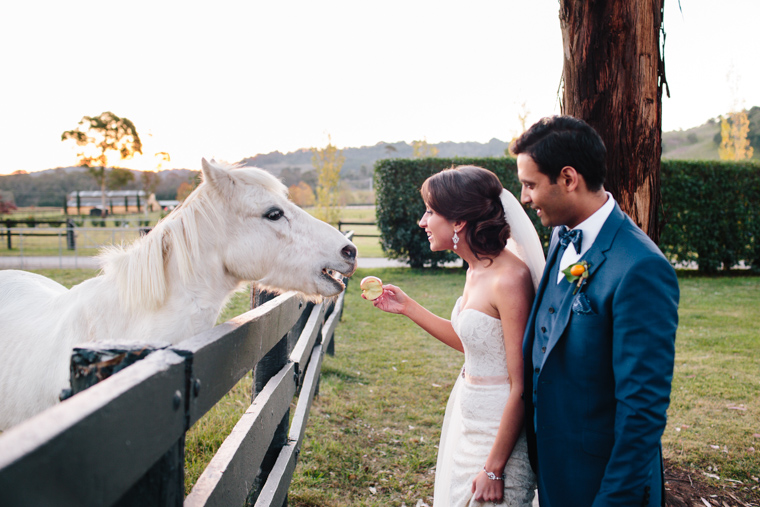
[[66, 219, 76, 250], [66, 345, 185, 507], [245, 285, 289, 507], [5, 220, 10, 250]]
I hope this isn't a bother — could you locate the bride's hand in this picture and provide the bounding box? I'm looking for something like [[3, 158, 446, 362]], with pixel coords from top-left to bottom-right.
[[471, 470, 504, 503], [372, 284, 410, 315]]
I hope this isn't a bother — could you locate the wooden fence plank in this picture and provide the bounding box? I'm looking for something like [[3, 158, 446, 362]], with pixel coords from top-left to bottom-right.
[[174, 292, 305, 427], [184, 363, 296, 507], [289, 302, 325, 369], [0, 350, 187, 507], [255, 344, 324, 507], [321, 291, 344, 353]]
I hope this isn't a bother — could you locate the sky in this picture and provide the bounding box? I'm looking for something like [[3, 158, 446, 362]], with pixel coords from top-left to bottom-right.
[[1, 1, 758, 175]]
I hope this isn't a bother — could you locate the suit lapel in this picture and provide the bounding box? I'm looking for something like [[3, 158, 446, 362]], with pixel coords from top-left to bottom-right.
[[523, 228, 562, 359], [539, 204, 627, 366]]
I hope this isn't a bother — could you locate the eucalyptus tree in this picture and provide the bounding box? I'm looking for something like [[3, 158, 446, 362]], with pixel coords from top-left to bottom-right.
[[61, 111, 142, 214], [559, 0, 667, 242]]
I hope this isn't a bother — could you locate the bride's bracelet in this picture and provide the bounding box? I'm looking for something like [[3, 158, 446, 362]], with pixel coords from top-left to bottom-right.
[[483, 466, 505, 481]]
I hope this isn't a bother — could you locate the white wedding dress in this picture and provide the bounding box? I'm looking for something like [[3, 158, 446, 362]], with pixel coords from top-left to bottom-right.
[[433, 297, 536, 507]]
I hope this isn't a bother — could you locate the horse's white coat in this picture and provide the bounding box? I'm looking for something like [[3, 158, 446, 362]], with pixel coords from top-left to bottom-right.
[[0, 159, 357, 430]]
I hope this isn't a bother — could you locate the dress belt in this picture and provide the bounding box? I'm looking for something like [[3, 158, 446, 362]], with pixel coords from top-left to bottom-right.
[[462, 367, 510, 386]]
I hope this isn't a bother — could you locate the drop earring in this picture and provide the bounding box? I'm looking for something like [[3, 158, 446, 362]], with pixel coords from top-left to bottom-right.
[[452, 230, 459, 250]]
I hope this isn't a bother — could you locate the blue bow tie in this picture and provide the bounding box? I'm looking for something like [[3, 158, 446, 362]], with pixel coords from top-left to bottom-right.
[[558, 226, 583, 254]]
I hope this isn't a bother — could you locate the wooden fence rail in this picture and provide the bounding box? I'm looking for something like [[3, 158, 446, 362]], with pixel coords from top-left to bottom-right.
[[0, 271, 350, 506], [337, 220, 378, 238]]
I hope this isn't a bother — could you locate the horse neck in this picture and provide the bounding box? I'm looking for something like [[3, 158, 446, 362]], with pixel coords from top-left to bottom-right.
[[158, 220, 243, 334]]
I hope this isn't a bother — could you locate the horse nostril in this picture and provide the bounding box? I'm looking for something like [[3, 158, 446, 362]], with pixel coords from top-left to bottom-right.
[[341, 244, 357, 260]]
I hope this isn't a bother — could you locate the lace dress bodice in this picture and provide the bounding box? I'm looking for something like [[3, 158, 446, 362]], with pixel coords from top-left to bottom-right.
[[452, 297, 509, 380]]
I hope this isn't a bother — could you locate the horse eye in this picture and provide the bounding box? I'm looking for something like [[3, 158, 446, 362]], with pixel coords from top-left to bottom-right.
[[264, 208, 284, 221]]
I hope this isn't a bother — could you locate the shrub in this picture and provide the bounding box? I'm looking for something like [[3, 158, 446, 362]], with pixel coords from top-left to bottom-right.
[[375, 157, 760, 272], [659, 160, 760, 272]]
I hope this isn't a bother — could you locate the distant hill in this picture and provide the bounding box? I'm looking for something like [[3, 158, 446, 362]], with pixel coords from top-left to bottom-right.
[[239, 138, 511, 176], [4, 113, 758, 209], [662, 105, 759, 161]]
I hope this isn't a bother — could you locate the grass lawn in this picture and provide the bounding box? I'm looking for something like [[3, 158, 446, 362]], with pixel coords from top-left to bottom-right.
[[289, 270, 760, 506], [10, 268, 759, 504]]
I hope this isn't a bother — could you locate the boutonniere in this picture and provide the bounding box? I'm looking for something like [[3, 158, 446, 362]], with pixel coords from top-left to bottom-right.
[[562, 261, 590, 295]]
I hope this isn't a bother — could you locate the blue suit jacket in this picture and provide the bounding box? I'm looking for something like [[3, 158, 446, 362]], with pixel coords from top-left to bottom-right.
[[523, 203, 679, 507]]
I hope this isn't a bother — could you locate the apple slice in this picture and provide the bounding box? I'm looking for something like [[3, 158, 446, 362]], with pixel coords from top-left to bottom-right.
[[360, 276, 383, 300]]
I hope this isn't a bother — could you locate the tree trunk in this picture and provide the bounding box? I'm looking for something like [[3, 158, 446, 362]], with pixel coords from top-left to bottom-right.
[[559, 0, 666, 243]]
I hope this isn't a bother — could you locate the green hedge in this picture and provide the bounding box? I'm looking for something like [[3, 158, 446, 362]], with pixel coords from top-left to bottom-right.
[[375, 157, 760, 272], [660, 160, 760, 272]]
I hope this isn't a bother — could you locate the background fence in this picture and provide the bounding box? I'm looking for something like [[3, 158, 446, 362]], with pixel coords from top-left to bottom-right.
[[0, 225, 152, 269], [0, 267, 351, 506]]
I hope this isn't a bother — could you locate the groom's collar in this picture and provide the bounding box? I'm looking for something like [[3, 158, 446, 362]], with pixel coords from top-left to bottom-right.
[[562, 192, 615, 258]]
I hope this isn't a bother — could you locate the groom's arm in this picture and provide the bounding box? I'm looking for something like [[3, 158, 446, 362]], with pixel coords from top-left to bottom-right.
[[592, 251, 679, 506]]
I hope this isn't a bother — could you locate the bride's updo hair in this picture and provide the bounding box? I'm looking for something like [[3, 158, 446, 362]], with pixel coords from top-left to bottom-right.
[[421, 165, 510, 260]]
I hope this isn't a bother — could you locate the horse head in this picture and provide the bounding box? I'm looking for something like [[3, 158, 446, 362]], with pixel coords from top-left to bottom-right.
[[196, 159, 357, 297]]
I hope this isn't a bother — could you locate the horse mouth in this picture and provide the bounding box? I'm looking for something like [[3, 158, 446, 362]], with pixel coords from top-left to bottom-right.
[[321, 268, 348, 291]]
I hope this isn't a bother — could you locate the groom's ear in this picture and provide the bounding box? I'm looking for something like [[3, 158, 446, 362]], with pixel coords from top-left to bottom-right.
[[559, 166, 581, 193]]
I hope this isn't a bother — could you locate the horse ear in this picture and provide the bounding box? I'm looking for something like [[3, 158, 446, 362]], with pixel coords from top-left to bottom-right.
[[201, 158, 237, 200]]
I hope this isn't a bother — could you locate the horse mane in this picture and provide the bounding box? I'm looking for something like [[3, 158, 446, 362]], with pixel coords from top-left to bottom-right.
[[98, 174, 225, 312], [97, 161, 289, 312]]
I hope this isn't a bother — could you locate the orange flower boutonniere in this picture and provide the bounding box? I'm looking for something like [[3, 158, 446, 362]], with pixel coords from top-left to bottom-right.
[[562, 260, 590, 295]]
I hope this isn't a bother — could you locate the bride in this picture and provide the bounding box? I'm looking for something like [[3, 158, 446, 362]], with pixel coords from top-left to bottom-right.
[[368, 165, 545, 506]]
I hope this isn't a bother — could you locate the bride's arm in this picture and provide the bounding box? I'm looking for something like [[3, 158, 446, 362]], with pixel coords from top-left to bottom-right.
[[472, 268, 533, 502], [373, 284, 463, 352]]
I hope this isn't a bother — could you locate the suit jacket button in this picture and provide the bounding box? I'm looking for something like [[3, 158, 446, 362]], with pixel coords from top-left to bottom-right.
[[541, 346, 546, 353], [534, 367, 540, 373], [541, 326, 547, 333], [548, 307, 555, 314]]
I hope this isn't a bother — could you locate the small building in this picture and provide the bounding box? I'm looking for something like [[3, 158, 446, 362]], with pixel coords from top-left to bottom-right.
[[67, 190, 147, 214]]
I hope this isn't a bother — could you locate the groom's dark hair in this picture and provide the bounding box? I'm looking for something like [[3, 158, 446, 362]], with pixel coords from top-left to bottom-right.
[[511, 115, 607, 191]]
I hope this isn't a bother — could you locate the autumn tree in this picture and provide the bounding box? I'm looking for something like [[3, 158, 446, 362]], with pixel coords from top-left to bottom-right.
[[311, 136, 345, 225], [412, 139, 439, 158], [61, 111, 143, 213], [176, 182, 194, 202], [559, 0, 667, 242], [719, 110, 754, 161], [289, 181, 316, 207], [0, 192, 17, 215]]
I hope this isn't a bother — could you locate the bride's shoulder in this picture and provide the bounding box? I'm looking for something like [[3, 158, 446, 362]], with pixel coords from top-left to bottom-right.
[[491, 252, 533, 294]]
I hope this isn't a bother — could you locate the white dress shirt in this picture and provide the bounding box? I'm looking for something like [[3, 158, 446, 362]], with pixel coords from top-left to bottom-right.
[[557, 192, 615, 284]]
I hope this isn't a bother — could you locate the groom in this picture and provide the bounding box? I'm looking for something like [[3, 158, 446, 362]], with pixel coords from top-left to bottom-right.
[[513, 116, 679, 506]]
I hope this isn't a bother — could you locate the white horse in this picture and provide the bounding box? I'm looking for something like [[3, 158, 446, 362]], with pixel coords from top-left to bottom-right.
[[0, 159, 357, 430]]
